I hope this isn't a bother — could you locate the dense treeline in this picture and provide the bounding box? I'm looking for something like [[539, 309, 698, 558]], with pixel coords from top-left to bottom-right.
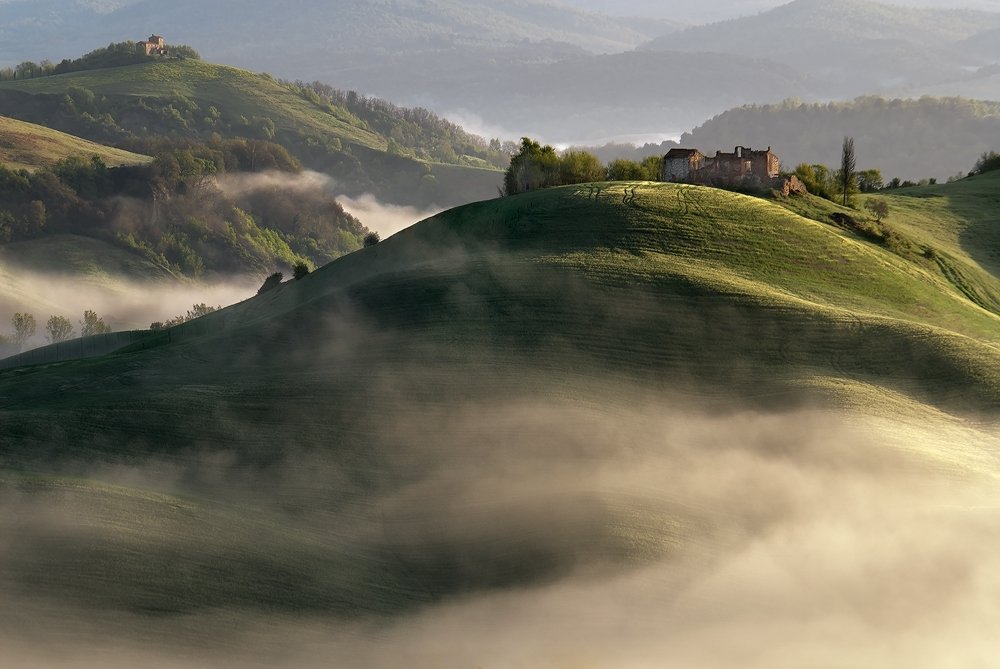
[[0, 58, 502, 206], [502, 138, 661, 195], [0, 139, 366, 277], [0, 41, 201, 81], [289, 81, 517, 170], [592, 97, 1000, 182]]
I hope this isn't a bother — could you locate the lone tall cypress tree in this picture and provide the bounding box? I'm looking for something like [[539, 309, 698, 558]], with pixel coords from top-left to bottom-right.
[[840, 136, 856, 206]]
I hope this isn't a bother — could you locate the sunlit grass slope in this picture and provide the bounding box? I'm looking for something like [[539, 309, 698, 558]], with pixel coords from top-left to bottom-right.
[[1, 181, 998, 627], [0, 59, 386, 151], [0, 115, 151, 170], [869, 171, 1000, 309]]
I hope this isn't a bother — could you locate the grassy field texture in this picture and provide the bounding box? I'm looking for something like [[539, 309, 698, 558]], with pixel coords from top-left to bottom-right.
[[0, 60, 386, 151], [1, 180, 999, 665], [0, 115, 150, 170]]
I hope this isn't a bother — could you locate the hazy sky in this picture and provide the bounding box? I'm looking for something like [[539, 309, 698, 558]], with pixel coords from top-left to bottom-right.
[[566, 0, 1000, 23]]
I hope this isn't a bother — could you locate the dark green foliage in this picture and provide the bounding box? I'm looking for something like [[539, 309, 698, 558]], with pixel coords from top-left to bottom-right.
[[0, 42, 201, 81], [829, 211, 907, 255], [363, 231, 381, 247], [0, 59, 501, 208], [794, 164, 836, 201], [153, 303, 221, 330], [503, 140, 661, 196], [559, 150, 605, 185], [289, 81, 515, 170], [293, 261, 311, 279], [605, 158, 647, 181], [258, 272, 284, 294], [504, 138, 561, 195], [857, 168, 884, 193], [0, 141, 368, 277], [974, 151, 1000, 174]]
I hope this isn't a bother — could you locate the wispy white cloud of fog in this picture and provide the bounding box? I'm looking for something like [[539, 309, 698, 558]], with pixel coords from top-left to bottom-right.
[[0, 269, 257, 345], [443, 109, 520, 143], [336, 193, 443, 238], [213, 169, 336, 197], [214, 168, 442, 238], [1, 398, 999, 668]]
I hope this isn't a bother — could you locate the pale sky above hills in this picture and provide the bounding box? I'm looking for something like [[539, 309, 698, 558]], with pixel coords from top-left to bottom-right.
[[565, 0, 1000, 22]]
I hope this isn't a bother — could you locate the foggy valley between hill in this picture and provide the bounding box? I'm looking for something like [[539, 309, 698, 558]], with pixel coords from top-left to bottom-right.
[[2, 405, 999, 668], [1, 0, 1000, 666]]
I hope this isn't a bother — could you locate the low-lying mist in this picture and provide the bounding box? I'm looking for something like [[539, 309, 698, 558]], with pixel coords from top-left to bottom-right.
[[1, 393, 998, 668], [0, 267, 257, 344], [216, 167, 442, 238]]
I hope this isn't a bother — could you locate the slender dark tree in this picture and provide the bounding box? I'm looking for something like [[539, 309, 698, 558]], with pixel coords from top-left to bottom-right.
[[840, 136, 857, 206]]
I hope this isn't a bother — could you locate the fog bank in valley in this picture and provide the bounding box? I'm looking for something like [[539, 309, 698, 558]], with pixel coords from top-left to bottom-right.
[[1, 393, 997, 668], [0, 268, 258, 345]]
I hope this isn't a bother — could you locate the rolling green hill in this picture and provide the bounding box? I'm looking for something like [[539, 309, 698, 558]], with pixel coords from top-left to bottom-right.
[[0, 58, 503, 207], [1, 179, 999, 664], [0, 115, 151, 171]]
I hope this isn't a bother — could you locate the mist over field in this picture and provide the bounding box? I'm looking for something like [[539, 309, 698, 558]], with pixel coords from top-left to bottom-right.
[[2, 0, 1000, 666], [0, 268, 256, 338], [2, 398, 998, 668]]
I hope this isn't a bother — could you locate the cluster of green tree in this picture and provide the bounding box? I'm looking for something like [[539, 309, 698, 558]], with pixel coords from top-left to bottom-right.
[[973, 151, 1000, 175], [288, 81, 518, 170], [0, 84, 283, 148], [150, 303, 219, 331], [502, 138, 662, 195], [0, 69, 498, 207], [794, 162, 950, 203], [598, 97, 1000, 184], [0, 42, 201, 81], [0, 310, 111, 353], [0, 141, 367, 277]]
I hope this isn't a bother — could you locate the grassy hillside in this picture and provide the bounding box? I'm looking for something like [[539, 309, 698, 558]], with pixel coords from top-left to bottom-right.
[[0, 58, 502, 207], [0, 115, 150, 171], [0, 60, 384, 149], [1, 180, 999, 664], [866, 171, 1000, 312]]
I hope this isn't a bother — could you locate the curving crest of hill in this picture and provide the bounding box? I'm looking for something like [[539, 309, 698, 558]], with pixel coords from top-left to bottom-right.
[[1, 177, 999, 665], [0, 57, 503, 208], [0, 115, 150, 171]]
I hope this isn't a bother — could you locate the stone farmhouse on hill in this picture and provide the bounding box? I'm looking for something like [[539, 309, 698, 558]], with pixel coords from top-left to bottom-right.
[[662, 146, 782, 188], [139, 35, 167, 56]]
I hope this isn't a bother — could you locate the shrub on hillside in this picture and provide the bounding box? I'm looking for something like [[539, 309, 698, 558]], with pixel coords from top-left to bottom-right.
[[864, 198, 889, 222], [973, 151, 1000, 175], [363, 231, 381, 247], [258, 272, 284, 294], [293, 261, 311, 279]]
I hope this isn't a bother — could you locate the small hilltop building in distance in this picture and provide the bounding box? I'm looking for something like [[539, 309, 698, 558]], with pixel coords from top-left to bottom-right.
[[662, 146, 782, 188], [139, 35, 167, 56]]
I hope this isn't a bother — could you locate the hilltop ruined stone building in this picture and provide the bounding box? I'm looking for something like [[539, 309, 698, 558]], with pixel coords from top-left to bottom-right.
[[662, 146, 781, 187], [139, 35, 167, 56]]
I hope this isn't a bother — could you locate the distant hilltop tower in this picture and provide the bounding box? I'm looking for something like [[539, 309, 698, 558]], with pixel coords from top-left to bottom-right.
[[139, 34, 167, 56]]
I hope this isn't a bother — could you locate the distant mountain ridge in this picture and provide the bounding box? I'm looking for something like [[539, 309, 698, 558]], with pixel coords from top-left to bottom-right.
[[0, 0, 682, 69], [577, 96, 1000, 182], [644, 0, 1000, 53]]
